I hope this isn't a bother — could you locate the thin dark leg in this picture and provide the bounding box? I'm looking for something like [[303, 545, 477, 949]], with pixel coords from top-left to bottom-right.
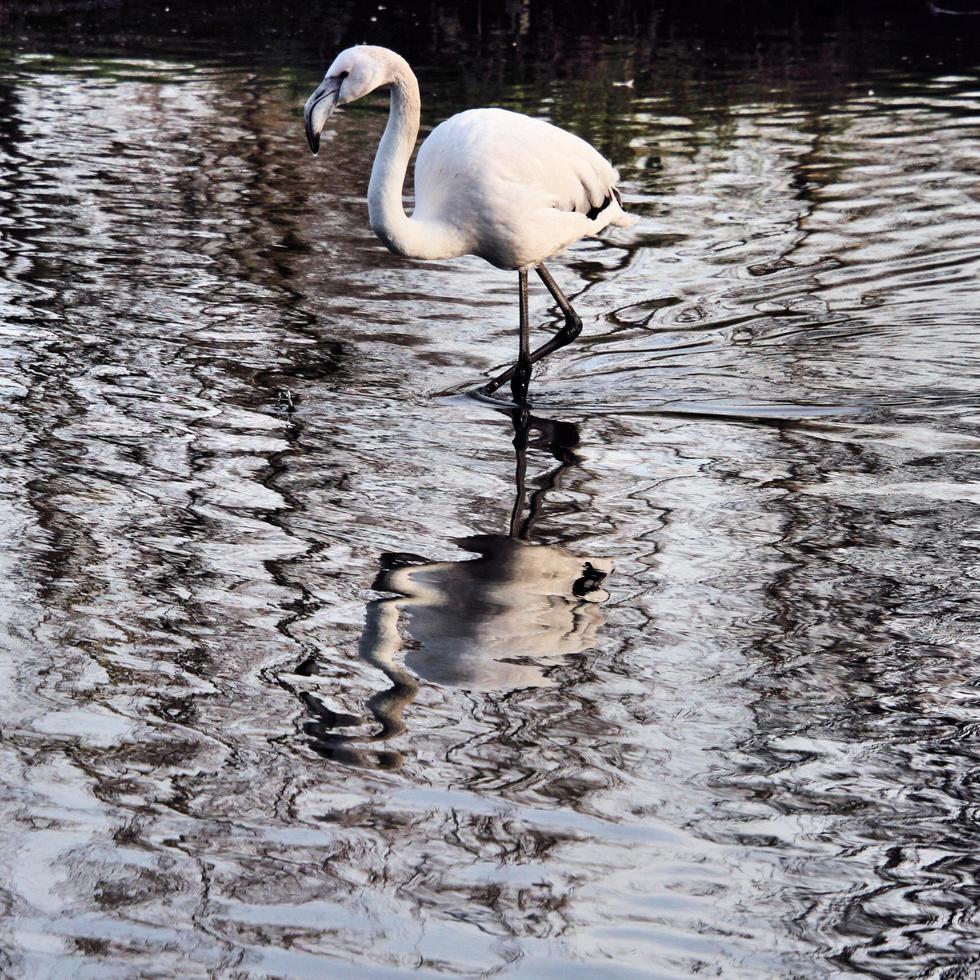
[[509, 269, 531, 404], [537, 263, 579, 322], [481, 263, 583, 397]]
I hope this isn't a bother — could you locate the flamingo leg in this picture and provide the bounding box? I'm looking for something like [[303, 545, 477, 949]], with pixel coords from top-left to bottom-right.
[[509, 269, 532, 404], [480, 263, 583, 398]]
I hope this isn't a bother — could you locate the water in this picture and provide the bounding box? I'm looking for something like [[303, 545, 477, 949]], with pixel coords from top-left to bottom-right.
[[1, 2, 980, 975]]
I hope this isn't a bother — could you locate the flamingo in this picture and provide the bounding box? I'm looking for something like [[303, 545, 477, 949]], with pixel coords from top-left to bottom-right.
[[303, 45, 635, 404]]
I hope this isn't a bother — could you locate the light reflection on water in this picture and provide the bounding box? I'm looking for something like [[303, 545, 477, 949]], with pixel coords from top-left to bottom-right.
[[1, 8, 980, 976]]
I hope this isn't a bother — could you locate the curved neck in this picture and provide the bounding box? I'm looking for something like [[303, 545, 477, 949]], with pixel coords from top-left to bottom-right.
[[367, 67, 465, 261], [367, 69, 419, 254]]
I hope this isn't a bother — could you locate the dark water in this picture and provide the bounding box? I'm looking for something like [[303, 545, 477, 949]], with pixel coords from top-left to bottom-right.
[[1, 2, 979, 975]]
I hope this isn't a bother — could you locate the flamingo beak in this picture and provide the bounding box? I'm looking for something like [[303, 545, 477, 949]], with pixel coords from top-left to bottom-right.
[[303, 77, 342, 156]]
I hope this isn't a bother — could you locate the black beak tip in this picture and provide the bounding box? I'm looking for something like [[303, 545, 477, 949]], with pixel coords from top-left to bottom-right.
[[305, 124, 320, 157]]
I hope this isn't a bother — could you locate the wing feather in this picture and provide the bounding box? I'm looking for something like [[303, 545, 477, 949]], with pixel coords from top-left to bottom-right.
[[415, 107, 634, 268]]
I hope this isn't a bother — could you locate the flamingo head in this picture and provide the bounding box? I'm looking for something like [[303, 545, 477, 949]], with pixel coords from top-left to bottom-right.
[[303, 45, 408, 155]]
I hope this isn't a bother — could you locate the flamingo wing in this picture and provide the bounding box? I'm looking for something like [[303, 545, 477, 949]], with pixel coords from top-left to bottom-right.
[[414, 108, 634, 269]]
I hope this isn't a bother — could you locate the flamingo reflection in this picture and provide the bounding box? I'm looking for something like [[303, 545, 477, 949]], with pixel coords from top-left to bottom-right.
[[300, 411, 612, 768]]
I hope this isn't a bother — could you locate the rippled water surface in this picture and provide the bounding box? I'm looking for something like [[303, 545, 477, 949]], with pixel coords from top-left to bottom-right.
[[1, 2, 980, 975]]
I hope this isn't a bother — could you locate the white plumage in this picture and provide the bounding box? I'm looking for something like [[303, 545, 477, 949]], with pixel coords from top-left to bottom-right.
[[413, 107, 633, 270], [304, 45, 635, 401]]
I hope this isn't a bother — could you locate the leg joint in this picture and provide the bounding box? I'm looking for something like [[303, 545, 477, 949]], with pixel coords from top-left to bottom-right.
[[562, 311, 583, 341], [510, 358, 532, 405]]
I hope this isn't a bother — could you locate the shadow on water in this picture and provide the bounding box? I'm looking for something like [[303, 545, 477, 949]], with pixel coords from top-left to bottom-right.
[[294, 411, 613, 771]]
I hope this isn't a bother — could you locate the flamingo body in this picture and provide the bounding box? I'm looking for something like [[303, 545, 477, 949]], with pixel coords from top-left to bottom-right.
[[414, 107, 633, 270]]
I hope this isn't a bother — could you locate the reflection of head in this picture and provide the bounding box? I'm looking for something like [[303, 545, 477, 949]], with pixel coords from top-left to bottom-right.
[[371, 536, 612, 691]]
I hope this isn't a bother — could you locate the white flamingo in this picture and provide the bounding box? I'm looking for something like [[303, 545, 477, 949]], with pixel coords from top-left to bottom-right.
[[303, 45, 635, 404]]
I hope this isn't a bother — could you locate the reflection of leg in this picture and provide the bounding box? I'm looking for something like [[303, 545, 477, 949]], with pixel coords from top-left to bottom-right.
[[531, 414, 580, 467], [481, 264, 583, 397], [509, 406, 531, 538], [522, 452, 571, 540], [513, 413, 581, 540]]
